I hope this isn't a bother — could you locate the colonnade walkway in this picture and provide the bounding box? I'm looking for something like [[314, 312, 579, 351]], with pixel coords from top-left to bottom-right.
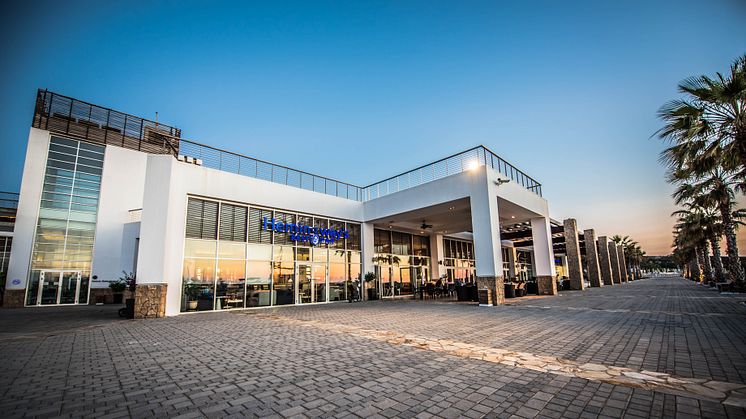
[[1, 277, 746, 418]]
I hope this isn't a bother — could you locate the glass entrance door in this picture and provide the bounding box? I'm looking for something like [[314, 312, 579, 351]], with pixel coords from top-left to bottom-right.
[[297, 264, 328, 304], [39, 271, 60, 305], [313, 266, 327, 303], [37, 270, 81, 305]]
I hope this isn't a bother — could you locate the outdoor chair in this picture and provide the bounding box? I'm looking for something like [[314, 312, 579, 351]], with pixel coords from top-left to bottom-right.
[[425, 283, 436, 298], [515, 282, 526, 297]]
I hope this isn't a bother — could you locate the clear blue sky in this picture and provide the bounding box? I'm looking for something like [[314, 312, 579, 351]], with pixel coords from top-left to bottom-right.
[[1, 0, 744, 254]]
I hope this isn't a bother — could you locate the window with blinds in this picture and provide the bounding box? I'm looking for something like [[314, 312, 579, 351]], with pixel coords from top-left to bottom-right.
[[274, 211, 295, 245], [185, 198, 218, 239], [346, 223, 361, 251], [248, 208, 272, 244], [219, 203, 247, 242], [329, 220, 345, 249], [413, 235, 430, 256]]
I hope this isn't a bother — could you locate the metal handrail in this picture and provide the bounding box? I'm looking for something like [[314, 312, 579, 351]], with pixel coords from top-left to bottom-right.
[[175, 137, 364, 201], [29, 91, 542, 201], [361, 145, 542, 199]]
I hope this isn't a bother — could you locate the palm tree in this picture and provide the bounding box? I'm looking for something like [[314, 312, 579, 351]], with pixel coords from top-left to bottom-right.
[[672, 202, 727, 283], [668, 161, 744, 283], [657, 54, 746, 192], [611, 235, 647, 280], [672, 209, 714, 283]]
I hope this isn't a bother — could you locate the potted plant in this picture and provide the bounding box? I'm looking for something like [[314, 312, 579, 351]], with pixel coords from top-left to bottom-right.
[[184, 283, 200, 310], [121, 271, 136, 319], [364, 272, 378, 301], [109, 279, 126, 304]]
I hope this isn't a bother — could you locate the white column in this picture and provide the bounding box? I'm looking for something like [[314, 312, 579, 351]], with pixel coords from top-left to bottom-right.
[[470, 182, 503, 278], [531, 217, 557, 295], [429, 233, 444, 281], [469, 169, 504, 305], [6, 129, 50, 306], [361, 222, 375, 300]]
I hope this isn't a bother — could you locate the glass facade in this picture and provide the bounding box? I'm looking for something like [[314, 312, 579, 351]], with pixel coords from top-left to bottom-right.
[[517, 249, 533, 281], [26, 137, 104, 305], [443, 238, 476, 284], [181, 197, 362, 312], [0, 236, 11, 280], [373, 229, 430, 298]]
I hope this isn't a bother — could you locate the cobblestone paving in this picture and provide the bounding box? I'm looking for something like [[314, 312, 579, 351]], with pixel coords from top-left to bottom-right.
[[1, 277, 746, 418]]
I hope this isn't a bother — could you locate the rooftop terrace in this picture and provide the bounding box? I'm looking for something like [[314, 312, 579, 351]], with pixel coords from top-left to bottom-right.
[[32, 90, 542, 201]]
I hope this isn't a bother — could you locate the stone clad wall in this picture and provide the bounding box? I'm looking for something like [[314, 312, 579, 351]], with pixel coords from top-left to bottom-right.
[[597, 236, 614, 286], [563, 219, 585, 290], [583, 229, 603, 287], [476, 276, 505, 306], [536, 275, 557, 295], [134, 284, 167, 319], [2, 290, 25, 308]]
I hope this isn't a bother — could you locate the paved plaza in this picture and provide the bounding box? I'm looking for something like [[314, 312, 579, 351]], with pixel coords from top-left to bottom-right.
[[2, 277, 746, 418]]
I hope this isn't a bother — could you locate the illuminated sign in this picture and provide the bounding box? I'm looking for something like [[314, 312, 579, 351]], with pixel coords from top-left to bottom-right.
[[262, 217, 348, 246]]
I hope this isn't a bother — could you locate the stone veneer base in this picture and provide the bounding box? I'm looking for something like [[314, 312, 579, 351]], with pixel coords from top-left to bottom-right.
[[89, 288, 115, 305], [134, 284, 167, 319], [2, 289, 26, 308], [536, 275, 557, 295], [476, 276, 505, 306]]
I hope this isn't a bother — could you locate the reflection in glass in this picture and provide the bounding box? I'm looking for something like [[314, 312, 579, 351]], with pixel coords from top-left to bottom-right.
[[182, 258, 215, 311], [184, 239, 217, 258], [26, 271, 40, 305], [272, 262, 294, 305], [329, 263, 345, 301], [247, 243, 272, 260], [216, 259, 245, 309], [218, 241, 245, 259], [246, 260, 272, 307], [298, 264, 312, 304], [314, 266, 326, 303]]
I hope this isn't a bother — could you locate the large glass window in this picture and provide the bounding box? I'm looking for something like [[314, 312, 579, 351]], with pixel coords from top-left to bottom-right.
[[27, 137, 104, 305], [247, 248, 272, 308], [182, 257, 216, 311], [374, 229, 391, 254], [181, 198, 362, 310], [444, 238, 476, 283], [373, 229, 430, 298]]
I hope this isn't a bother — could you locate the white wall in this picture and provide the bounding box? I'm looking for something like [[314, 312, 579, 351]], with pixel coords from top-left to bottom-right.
[[6, 128, 49, 291], [90, 146, 148, 287]]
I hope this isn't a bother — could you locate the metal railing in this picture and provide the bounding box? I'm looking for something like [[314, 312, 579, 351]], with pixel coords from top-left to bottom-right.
[[177, 139, 364, 201], [0, 192, 18, 233], [32, 89, 181, 155], [0, 192, 19, 210], [362, 146, 542, 199], [29, 91, 541, 202]]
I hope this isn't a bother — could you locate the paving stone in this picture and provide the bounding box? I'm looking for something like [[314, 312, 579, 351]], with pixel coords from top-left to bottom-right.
[[1, 277, 746, 418]]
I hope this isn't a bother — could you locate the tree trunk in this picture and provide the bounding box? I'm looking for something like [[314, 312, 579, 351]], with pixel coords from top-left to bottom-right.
[[719, 202, 745, 284], [691, 249, 702, 282], [710, 237, 726, 283], [698, 246, 711, 283]]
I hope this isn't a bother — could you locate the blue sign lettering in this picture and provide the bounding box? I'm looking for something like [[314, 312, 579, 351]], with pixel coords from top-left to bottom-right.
[[262, 217, 349, 246]]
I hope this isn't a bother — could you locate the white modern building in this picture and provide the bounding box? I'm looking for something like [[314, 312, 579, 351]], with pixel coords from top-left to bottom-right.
[[5, 90, 569, 317]]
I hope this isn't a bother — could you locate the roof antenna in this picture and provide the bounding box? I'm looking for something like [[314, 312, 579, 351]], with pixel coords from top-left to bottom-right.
[[155, 111, 159, 128]]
